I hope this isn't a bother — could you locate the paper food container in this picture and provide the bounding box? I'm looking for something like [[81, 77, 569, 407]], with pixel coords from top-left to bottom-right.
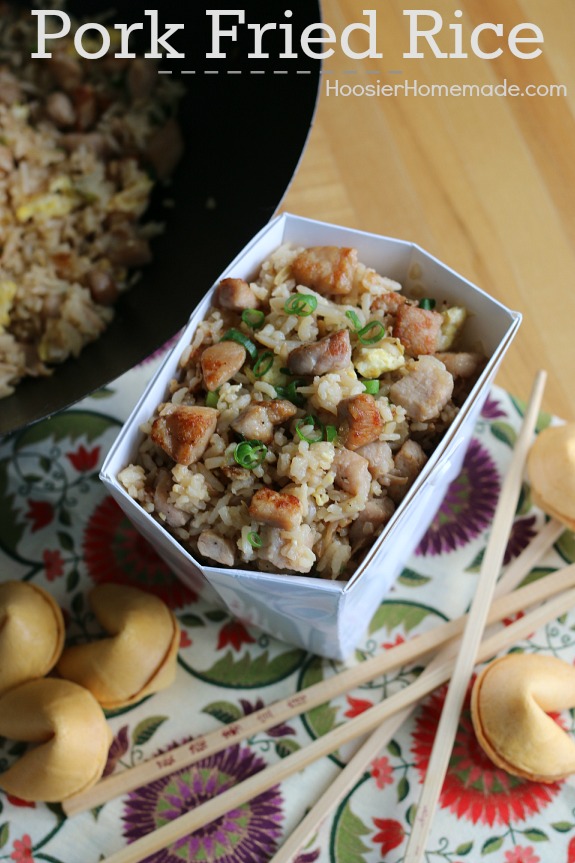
[[100, 213, 521, 660]]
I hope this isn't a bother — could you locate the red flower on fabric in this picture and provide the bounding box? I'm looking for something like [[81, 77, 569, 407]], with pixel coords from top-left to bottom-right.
[[66, 444, 100, 472], [568, 836, 575, 863], [7, 795, 35, 809], [371, 755, 394, 789], [216, 619, 256, 652], [503, 610, 526, 627], [180, 630, 192, 648], [83, 496, 195, 609], [504, 847, 540, 863], [10, 833, 34, 862], [381, 634, 406, 650], [372, 818, 404, 855], [25, 500, 53, 532], [42, 549, 64, 581], [412, 679, 562, 826], [344, 695, 373, 718]]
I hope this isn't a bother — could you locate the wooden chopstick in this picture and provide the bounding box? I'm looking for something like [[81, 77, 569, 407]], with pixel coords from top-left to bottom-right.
[[268, 514, 565, 863], [64, 518, 562, 818], [100, 566, 575, 863], [403, 369, 547, 863]]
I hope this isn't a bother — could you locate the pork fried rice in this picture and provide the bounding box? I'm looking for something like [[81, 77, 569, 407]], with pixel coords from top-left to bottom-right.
[[0, 6, 183, 397], [119, 244, 487, 580]]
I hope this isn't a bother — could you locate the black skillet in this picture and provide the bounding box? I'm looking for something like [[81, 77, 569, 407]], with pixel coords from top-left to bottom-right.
[[0, 2, 321, 435]]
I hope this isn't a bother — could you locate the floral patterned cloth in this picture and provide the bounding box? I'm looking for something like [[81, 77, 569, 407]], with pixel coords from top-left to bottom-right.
[[1, 347, 575, 863]]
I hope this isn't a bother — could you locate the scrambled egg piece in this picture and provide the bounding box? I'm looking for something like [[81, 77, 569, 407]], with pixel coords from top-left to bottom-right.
[[353, 338, 405, 377], [16, 176, 78, 222], [437, 306, 467, 351], [0, 280, 17, 331], [108, 176, 154, 216]]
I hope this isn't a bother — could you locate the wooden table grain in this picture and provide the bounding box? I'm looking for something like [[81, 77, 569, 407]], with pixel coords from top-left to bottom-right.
[[283, 0, 575, 420]]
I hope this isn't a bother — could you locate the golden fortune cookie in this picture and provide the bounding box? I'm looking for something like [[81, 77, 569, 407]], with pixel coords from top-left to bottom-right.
[[57, 583, 180, 710], [527, 422, 575, 530], [0, 678, 111, 802], [0, 580, 65, 697], [471, 653, 575, 783]]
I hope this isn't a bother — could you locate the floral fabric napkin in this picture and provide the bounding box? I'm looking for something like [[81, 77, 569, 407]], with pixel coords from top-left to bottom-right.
[[1, 349, 575, 863]]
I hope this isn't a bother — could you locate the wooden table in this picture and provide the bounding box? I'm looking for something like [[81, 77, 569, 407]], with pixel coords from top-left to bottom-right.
[[283, 0, 575, 420]]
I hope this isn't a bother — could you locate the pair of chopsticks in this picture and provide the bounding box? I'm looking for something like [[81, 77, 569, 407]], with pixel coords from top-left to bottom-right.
[[90, 370, 570, 863]]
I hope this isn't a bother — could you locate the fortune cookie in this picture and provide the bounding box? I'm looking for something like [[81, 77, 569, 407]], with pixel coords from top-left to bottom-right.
[[471, 653, 575, 783], [0, 678, 111, 802], [56, 583, 180, 710], [0, 580, 65, 697], [527, 423, 575, 529]]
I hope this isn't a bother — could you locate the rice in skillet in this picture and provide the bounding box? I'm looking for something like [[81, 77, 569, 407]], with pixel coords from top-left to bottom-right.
[[0, 6, 183, 398], [119, 244, 487, 580]]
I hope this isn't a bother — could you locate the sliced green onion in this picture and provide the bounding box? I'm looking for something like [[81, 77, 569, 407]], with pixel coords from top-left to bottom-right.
[[275, 379, 305, 407], [296, 415, 324, 444], [345, 309, 362, 330], [234, 440, 268, 469], [241, 308, 265, 329], [357, 320, 386, 345], [283, 294, 318, 317], [362, 379, 379, 395], [419, 297, 436, 310], [253, 351, 274, 378], [325, 424, 337, 443], [247, 531, 262, 548], [205, 390, 219, 407], [221, 328, 258, 361]]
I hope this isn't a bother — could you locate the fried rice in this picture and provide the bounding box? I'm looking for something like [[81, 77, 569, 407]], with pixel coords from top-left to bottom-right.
[[0, 5, 183, 398], [119, 243, 487, 580]]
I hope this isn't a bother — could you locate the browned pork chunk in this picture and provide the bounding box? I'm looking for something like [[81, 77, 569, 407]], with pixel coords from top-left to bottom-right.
[[197, 530, 236, 566], [248, 488, 302, 530], [48, 51, 83, 91], [85, 268, 119, 306], [145, 118, 184, 180], [388, 439, 428, 504], [356, 441, 394, 482], [393, 303, 443, 356], [292, 246, 358, 296], [153, 469, 188, 528], [287, 329, 351, 376], [60, 131, 113, 157], [45, 91, 76, 128], [434, 351, 485, 379], [214, 278, 258, 311], [200, 341, 246, 391], [127, 57, 157, 102], [151, 405, 218, 465], [107, 223, 151, 267], [337, 393, 383, 450], [231, 400, 297, 444], [349, 497, 395, 549], [389, 356, 454, 422], [372, 290, 406, 315], [333, 448, 371, 498]]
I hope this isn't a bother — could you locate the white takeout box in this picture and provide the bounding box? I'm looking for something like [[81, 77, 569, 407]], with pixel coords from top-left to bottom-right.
[[101, 213, 521, 659]]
